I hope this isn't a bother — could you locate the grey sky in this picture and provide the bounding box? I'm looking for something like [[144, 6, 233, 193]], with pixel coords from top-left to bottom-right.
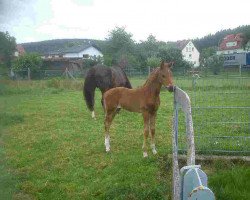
[[0, 0, 249, 43]]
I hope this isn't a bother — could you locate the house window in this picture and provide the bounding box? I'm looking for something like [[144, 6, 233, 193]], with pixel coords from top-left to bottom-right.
[[186, 47, 188, 52], [194, 61, 196, 64], [192, 47, 194, 51], [226, 42, 237, 47], [189, 54, 192, 58], [83, 54, 89, 58]]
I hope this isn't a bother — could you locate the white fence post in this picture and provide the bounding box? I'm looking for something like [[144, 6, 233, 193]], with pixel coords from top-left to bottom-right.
[[28, 68, 31, 80]]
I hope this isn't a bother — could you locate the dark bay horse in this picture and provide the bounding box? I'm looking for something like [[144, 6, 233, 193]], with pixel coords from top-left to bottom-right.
[[103, 61, 174, 157], [83, 64, 132, 119]]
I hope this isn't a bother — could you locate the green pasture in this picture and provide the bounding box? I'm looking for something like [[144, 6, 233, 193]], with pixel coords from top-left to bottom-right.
[[0, 77, 249, 200]]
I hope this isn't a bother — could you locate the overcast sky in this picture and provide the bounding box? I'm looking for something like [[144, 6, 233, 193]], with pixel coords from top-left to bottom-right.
[[0, 0, 249, 44]]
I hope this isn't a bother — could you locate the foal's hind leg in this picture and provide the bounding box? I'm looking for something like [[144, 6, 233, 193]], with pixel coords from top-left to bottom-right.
[[104, 110, 116, 152], [142, 112, 150, 157], [150, 113, 157, 155]]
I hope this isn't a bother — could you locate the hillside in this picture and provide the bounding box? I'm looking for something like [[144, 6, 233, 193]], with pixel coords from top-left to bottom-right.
[[20, 25, 250, 55], [193, 25, 250, 51]]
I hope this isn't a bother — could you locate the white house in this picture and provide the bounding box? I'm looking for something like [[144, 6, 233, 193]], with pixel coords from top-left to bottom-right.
[[43, 44, 103, 59], [176, 40, 200, 67]]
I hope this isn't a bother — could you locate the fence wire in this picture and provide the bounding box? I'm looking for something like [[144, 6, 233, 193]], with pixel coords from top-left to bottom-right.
[[7, 67, 250, 155], [175, 76, 250, 155]]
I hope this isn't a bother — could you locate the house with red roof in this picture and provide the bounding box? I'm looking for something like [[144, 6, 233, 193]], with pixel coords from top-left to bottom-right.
[[176, 40, 200, 67], [217, 33, 245, 55]]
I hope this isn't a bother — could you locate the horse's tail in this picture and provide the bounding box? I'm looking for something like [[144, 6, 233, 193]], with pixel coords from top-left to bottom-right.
[[83, 70, 96, 112], [121, 69, 132, 89], [124, 78, 132, 89]]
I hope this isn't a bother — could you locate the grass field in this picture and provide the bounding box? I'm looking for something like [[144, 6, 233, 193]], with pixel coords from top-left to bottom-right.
[[0, 78, 249, 200]]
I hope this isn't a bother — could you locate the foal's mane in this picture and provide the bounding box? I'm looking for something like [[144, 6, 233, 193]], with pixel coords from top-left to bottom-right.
[[142, 67, 160, 87]]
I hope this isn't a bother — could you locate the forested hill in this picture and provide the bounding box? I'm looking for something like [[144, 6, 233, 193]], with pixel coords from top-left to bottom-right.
[[21, 25, 250, 54], [21, 39, 105, 55], [193, 25, 250, 51]]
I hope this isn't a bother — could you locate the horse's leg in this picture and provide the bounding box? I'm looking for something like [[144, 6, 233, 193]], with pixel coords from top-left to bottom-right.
[[142, 112, 150, 157], [92, 111, 96, 119], [150, 113, 157, 155], [101, 90, 105, 109], [104, 110, 116, 152], [101, 90, 108, 112]]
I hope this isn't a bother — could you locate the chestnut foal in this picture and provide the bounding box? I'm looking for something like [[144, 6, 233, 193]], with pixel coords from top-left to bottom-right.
[[103, 61, 174, 157]]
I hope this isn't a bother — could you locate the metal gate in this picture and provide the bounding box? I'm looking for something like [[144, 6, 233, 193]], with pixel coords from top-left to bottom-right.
[[172, 86, 215, 200], [175, 76, 250, 155]]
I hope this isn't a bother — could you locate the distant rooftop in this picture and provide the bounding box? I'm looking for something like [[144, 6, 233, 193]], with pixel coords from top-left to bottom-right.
[[219, 33, 244, 51], [175, 40, 190, 50], [46, 43, 101, 55]]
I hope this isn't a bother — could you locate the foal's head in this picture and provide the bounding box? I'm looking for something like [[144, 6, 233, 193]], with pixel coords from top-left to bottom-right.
[[158, 61, 174, 92]]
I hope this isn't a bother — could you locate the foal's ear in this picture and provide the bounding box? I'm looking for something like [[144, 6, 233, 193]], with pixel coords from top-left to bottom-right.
[[160, 60, 165, 69], [169, 62, 174, 69]]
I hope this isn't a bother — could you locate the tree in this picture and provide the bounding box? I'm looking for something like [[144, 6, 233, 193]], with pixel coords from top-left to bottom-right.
[[146, 56, 161, 67], [82, 55, 104, 69], [140, 35, 159, 58], [103, 54, 113, 66], [12, 53, 43, 72], [157, 47, 192, 73], [202, 54, 224, 75], [136, 35, 170, 69], [200, 46, 217, 67], [0, 31, 16, 69], [104, 27, 136, 68]]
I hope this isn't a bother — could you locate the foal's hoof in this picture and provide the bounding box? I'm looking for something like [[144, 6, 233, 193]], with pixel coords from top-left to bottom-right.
[[143, 152, 148, 158], [116, 108, 121, 114], [152, 149, 158, 155], [91, 111, 96, 120], [106, 148, 110, 153]]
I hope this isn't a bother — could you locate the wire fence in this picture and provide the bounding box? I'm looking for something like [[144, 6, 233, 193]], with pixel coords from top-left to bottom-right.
[[7, 66, 185, 80], [5, 69, 86, 80], [175, 75, 250, 155], [2, 66, 250, 155]]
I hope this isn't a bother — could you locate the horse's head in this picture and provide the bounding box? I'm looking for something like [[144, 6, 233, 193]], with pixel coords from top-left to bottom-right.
[[159, 61, 174, 92]]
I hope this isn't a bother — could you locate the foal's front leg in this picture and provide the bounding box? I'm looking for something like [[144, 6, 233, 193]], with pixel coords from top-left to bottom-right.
[[142, 112, 150, 157], [150, 113, 157, 155], [104, 110, 116, 152]]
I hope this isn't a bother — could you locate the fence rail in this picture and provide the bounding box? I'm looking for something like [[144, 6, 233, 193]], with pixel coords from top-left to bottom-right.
[[175, 76, 250, 155]]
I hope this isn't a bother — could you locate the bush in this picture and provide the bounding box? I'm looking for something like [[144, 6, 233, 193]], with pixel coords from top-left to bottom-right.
[[12, 53, 43, 72], [146, 56, 161, 67]]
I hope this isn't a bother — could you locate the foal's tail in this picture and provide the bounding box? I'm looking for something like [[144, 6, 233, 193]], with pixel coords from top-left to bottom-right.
[[83, 71, 96, 112]]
